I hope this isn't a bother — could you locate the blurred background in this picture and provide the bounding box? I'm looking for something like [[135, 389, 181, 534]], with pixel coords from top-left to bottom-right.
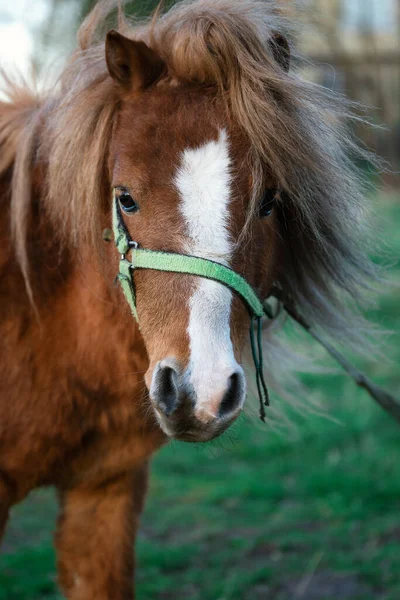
[[0, 1, 399, 599]]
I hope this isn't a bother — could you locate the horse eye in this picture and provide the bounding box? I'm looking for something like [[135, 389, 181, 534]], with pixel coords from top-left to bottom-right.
[[259, 189, 277, 218], [118, 191, 139, 214]]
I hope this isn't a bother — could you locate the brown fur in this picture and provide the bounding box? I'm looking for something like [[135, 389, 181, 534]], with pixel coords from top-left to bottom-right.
[[0, 1, 378, 597]]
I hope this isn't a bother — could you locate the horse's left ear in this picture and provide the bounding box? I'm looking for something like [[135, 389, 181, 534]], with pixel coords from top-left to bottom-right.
[[105, 29, 165, 91], [269, 33, 291, 73]]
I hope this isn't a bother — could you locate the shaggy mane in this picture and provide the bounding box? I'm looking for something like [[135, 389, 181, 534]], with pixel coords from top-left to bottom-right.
[[1, 0, 380, 395]]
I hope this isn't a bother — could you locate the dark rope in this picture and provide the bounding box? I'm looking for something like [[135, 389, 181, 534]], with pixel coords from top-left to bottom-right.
[[257, 316, 270, 408], [250, 316, 270, 422]]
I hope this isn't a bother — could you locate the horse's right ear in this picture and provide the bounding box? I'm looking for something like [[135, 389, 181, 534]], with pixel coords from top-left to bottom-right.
[[105, 30, 165, 91]]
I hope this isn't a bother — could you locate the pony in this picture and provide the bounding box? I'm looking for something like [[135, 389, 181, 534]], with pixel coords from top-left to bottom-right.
[[0, 0, 377, 597]]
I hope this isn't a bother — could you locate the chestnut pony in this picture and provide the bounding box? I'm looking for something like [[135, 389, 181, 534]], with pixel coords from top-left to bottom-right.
[[0, 0, 377, 597]]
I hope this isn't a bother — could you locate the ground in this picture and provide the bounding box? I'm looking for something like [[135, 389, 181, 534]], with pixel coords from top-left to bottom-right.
[[1, 194, 399, 600]]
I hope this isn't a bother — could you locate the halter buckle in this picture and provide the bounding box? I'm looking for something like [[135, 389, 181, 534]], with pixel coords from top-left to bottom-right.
[[120, 241, 139, 262]]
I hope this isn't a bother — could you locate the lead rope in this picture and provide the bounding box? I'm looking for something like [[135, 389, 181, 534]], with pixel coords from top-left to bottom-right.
[[250, 316, 270, 422]]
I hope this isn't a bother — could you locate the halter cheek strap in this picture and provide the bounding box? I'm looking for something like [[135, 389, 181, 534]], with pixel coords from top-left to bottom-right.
[[112, 196, 273, 422]]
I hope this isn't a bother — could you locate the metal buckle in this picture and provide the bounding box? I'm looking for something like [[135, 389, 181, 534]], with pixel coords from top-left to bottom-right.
[[121, 241, 139, 262]]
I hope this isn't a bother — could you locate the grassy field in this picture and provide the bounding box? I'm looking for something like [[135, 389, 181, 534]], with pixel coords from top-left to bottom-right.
[[1, 193, 399, 600]]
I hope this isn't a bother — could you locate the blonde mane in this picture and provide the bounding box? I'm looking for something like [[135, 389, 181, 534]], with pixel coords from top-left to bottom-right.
[[1, 0, 379, 384]]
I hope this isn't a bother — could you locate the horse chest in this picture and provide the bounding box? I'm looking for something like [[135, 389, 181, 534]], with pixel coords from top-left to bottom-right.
[[62, 386, 167, 487]]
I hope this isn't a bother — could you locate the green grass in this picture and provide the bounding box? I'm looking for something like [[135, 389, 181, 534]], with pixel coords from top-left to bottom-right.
[[1, 193, 399, 599]]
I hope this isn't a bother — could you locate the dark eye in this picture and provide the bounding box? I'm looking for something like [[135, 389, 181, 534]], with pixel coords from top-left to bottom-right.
[[259, 189, 277, 218], [118, 190, 139, 214]]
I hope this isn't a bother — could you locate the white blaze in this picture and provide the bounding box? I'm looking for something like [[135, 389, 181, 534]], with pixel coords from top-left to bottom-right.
[[175, 130, 243, 413]]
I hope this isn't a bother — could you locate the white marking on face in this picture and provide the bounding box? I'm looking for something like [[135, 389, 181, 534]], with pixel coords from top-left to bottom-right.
[[175, 130, 245, 415]]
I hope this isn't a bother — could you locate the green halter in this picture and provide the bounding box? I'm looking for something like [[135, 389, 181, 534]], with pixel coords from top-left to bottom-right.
[[112, 196, 272, 421]]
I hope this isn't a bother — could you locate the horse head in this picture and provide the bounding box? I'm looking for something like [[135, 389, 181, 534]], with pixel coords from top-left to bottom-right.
[[104, 30, 287, 441]]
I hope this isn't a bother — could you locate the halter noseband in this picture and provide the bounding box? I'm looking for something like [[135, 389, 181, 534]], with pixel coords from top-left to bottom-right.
[[112, 195, 273, 422]]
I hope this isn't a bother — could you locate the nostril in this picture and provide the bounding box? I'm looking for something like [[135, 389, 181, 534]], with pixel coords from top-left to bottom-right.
[[218, 371, 245, 419], [152, 366, 179, 417]]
